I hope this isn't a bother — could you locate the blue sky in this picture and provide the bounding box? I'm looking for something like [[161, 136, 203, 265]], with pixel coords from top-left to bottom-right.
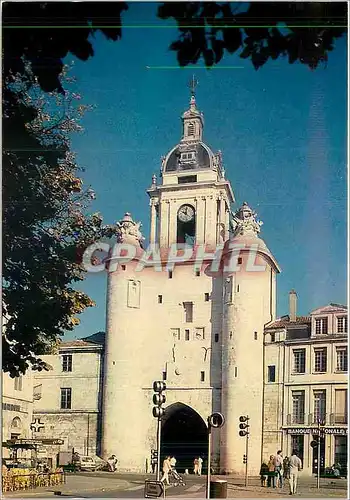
[[65, 2, 347, 340]]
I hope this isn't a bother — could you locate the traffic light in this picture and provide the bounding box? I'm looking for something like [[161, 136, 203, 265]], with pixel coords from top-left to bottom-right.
[[239, 415, 250, 437], [243, 454, 247, 464], [152, 381, 166, 418], [151, 449, 158, 461]]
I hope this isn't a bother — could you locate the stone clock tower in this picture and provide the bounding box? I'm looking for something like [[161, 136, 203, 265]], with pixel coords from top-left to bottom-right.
[[147, 89, 234, 249], [101, 86, 280, 475]]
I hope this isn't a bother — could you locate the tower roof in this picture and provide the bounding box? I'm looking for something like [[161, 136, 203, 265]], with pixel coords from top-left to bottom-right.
[[161, 80, 224, 178]]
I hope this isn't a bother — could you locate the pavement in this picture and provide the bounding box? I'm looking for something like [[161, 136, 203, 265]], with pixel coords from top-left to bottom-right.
[[3, 472, 348, 499]]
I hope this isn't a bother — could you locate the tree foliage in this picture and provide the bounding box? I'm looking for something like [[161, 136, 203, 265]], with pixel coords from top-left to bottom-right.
[[157, 2, 347, 70], [3, 67, 116, 376]]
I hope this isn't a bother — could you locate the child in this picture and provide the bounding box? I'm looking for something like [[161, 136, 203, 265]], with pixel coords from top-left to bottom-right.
[[260, 462, 269, 486]]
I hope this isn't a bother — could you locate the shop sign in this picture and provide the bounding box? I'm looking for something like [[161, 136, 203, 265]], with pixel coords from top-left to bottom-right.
[[286, 427, 347, 435], [287, 428, 311, 434], [323, 428, 347, 435]]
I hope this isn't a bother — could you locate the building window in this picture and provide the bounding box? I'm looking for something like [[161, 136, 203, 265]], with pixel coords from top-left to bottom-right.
[[171, 328, 180, 340], [337, 316, 348, 333], [62, 354, 72, 372], [187, 123, 195, 136], [270, 332, 276, 342], [60, 388, 72, 410], [195, 327, 205, 340], [168, 271, 173, 279], [237, 284, 240, 292], [314, 348, 327, 373], [185, 329, 190, 341], [184, 302, 193, 323], [178, 175, 197, 184], [334, 436, 347, 467], [313, 390, 326, 423], [121, 265, 126, 270], [158, 295, 163, 304], [204, 293, 210, 302], [234, 367, 238, 377], [162, 371, 167, 381], [293, 349, 306, 374], [215, 334, 219, 343], [292, 391, 305, 424], [268, 365, 276, 382], [291, 435, 304, 464], [196, 270, 200, 277], [334, 389, 347, 424], [254, 331, 258, 340], [237, 257, 242, 264], [200, 371, 205, 382], [14, 376, 23, 391], [336, 348, 348, 372], [181, 152, 195, 160], [315, 317, 328, 334]]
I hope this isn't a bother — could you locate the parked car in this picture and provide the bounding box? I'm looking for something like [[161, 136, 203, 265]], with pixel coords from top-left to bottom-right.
[[73, 456, 96, 472]]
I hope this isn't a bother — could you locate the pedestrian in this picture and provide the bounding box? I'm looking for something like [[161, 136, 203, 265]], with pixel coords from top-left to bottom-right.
[[161, 456, 171, 486], [259, 462, 269, 487], [267, 455, 276, 488], [274, 450, 283, 488], [283, 456, 290, 480], [288, 450, 302, 495], [193, 457, 199, 475], [197, 457, 203, 476]]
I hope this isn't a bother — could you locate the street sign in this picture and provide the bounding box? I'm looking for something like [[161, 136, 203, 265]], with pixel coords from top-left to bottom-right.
[[40, 439, 64, 445], [144, 480, 165, 498]]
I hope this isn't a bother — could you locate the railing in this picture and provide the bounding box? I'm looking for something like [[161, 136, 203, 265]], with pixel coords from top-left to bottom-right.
[[286, 414, 305, 425], [330, 413, 348, 425], [286, 413, 348, 426], [2, 470, 65, 493]]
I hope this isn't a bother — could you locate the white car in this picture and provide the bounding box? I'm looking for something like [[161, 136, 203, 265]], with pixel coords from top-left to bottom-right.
[[74, 456, 96, 472]]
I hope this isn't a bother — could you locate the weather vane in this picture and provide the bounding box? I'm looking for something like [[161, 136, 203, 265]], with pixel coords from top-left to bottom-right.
[[189, 74, 198, 97]]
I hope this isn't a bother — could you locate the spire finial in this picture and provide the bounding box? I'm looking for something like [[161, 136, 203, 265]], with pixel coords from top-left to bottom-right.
[[189, 74, 198, 98]]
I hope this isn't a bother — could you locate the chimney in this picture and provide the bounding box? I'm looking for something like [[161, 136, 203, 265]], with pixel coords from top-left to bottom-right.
[[289, 290, 297, 322]]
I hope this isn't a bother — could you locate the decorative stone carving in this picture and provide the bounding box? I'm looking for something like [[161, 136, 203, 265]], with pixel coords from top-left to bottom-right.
[[231, 202, 263, 237], [115, 213, 145, 248]]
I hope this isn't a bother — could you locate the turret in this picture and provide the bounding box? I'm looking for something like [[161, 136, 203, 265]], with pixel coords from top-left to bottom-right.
[[220, 203, 280, 474]]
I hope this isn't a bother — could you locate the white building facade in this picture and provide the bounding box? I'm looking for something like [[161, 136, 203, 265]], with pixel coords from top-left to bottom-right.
[[32, 333, 104, 465], [2, 371, 34, 462], [263, 295, 348, 476]]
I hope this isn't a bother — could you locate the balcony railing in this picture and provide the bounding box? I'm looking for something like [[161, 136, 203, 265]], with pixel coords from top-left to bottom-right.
[[286, 413, 348, 426], [330, 413, 348, 425]]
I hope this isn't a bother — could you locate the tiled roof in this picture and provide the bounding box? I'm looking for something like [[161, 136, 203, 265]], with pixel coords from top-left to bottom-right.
[[266, 316, 311, 329], [59, 332, 105, 348], [58, 339, 96, 347]]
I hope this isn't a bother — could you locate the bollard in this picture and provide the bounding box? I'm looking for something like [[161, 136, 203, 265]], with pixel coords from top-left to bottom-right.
[[209, 480, 227, 498]]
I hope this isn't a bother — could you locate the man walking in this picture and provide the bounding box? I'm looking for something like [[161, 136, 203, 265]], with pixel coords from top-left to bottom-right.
[[197, 457, 203, 476], [274, 450, 283, 487], [289, 450, 302, 495]]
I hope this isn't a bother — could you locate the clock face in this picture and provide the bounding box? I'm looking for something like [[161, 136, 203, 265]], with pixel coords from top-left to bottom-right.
[[178, 205, 195, 223]]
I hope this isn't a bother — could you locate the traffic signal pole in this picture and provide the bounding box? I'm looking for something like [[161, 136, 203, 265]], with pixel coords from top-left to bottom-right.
[[317, 420, 321, 490], [156, 416, 161, 482], [244, 434, 249, 487], [152, 381, 166, 483], [206, 424, 212, 500]]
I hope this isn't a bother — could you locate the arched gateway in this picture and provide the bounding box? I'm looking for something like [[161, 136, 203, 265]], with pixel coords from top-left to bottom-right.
[[161, 403, 208, 473]]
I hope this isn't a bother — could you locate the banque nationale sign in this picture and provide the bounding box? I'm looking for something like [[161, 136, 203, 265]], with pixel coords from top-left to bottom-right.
[[286, 428, 347, 435]]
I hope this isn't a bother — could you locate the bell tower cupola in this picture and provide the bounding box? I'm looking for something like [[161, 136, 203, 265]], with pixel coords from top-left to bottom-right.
[[147, 79, 235, 249]]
